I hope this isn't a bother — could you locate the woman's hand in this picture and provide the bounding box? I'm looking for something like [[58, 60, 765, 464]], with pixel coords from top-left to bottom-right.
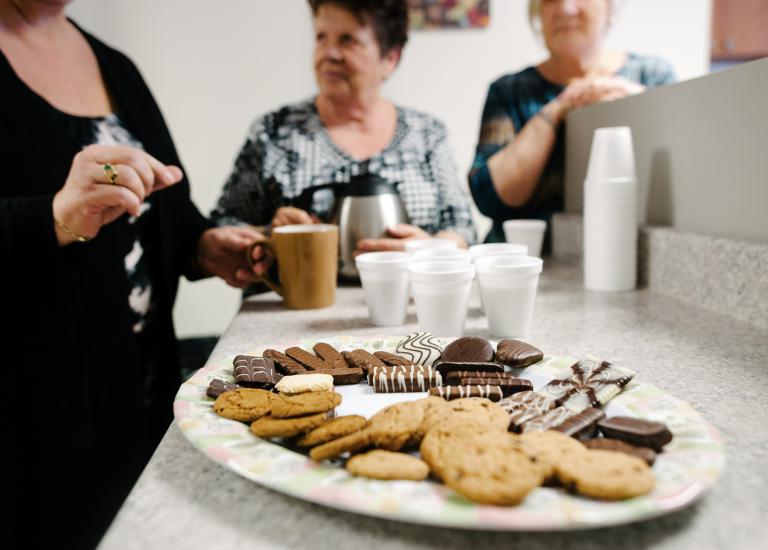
[[52, 144, 182, 246], [560, 76, 646, 109], [197, 226, 270, 289], [355, 223, 431, 253], [271, 206, 318, 227]]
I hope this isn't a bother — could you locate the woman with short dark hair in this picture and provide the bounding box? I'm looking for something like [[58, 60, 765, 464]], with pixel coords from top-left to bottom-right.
[[212, 0, 476, 252]]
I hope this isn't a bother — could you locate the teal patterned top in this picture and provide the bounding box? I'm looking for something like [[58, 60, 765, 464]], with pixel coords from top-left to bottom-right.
[[469, 53, 676, 248]]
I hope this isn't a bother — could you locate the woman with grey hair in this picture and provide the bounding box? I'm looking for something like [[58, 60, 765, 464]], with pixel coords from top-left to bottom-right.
[[469, 0, 675, 248]]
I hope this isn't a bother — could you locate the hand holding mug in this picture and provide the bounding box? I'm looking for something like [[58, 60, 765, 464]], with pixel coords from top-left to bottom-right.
[[197, 226, 269, 289]]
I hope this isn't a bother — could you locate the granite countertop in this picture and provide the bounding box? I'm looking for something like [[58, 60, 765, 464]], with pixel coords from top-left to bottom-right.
[[98, 263, 768, 550]]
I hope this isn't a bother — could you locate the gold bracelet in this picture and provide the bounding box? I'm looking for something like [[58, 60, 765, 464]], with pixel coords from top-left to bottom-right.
[[54, 217, 92, 243]]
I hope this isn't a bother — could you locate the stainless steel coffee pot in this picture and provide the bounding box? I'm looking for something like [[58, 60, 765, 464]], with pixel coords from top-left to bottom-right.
[[294, 174, 410, 278]]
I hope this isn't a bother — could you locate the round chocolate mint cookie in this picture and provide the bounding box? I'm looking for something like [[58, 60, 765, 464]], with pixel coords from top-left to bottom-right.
[[496, 339, 544, 368], [440, 336, 495, 364]]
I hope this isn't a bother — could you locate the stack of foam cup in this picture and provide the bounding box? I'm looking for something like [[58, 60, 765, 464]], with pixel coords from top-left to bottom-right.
[[475, 255, 543, 338], [583, 126, 638, 292], [408, 260, 475, 337], [468, 243, 528, 313], [355, 251, 413, 326]]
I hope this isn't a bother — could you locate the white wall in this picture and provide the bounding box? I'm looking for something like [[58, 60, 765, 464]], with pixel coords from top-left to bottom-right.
[[67, 0, 712, 337]]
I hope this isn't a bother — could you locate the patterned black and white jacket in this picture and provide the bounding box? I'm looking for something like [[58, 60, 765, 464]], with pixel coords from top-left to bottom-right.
[[211, 98, 476, 245]]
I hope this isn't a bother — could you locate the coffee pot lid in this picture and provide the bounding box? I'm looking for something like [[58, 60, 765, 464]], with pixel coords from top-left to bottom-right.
[[346, 173, 399, 196]]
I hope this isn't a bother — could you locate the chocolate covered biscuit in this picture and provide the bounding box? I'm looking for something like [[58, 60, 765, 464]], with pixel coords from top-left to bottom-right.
[[285, 346, 332, 371], [206, 378, 240, 399], [551, 407, 606, 440], [263, 349, 308, 375], [312, 343, 349, 370], [439, 336, 495, 364], [233, 355, 281, 389], [598, 416, 673, 451], [373, 351, 412, 367], [445, 370, 517, 383], [495, 339, 543, 368], [395, 331, 443, 367], [428, 385, 503, 402], [369, 365, 442, 393], [459, 377, 533, 396], [314, 366, 364, 385], [498, 391, 557, 432], [521, 406, 575, 433], [583, 438, 657, 465], [435, 361, 504, 376], [538, 358, 635, 412], [342, 349, 387, 375]]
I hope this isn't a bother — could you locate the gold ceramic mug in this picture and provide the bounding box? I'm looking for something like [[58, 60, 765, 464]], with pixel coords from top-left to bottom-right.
[[247, 224, 339, 309]]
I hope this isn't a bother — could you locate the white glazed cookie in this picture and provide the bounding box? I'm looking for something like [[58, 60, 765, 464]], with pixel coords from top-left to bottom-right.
[[275, 373, 334, 395], [395, 331, 443, 367]]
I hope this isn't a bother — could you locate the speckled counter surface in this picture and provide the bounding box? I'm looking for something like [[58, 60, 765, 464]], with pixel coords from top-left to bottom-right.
[[98, 263, 768, 550]]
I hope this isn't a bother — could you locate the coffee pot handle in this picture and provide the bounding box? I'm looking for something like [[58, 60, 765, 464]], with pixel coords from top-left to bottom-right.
[[292, 183, 344, 213]]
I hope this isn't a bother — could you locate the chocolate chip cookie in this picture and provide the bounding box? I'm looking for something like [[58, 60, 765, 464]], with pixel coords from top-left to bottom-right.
[[213, 388, 275, 422], [271, 391, 342, 419], [346, 450, 430, 481]]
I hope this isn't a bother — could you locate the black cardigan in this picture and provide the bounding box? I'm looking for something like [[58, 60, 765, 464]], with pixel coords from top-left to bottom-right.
[[1, 26, 212, 547]]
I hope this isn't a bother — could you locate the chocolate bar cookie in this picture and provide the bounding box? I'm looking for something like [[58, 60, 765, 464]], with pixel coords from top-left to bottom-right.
[[312, 342, 349, 370], [206, 378, 240, 399], [445, 370, 517, 384], [285, 346, 332, 371], [459, 377, 533, 396], [263, 349, 308, 375], [551, 407, 606, 440], [394, 332, 443, 367], [428, 385, 503, 402], [434, 361, 504, 376], [369, 365, 442, 393], [373, 351, 412, 367], [342, 349, 387, 375], [521, 406, 575, 433], [583, 438, 657, 465], [497, 391, 557, 432], [598, 416, 673, 451], [233, 355, 281, 389], [538, 358, 635, 412]]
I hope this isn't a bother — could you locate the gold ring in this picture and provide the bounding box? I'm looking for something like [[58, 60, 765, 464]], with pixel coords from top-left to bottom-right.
[[103, 163, 119, 185]]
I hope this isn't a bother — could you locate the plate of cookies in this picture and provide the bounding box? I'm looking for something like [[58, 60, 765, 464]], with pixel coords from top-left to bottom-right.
[[174, 333, 725, 531]]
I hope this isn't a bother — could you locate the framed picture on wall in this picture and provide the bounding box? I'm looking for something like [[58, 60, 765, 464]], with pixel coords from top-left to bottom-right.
[[408, 0, 490, 30]]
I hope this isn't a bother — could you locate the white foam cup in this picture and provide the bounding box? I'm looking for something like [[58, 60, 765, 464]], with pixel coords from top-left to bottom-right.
[[408, 260, 475, 337], [503, 220, 547, 258], [355, 252, 413, 326], [468, 243, 528, 312], [413, 247, 472, 263], [475, 255, 543, 338], [468, 242, 528, 261], [404, 238, 458, 253]]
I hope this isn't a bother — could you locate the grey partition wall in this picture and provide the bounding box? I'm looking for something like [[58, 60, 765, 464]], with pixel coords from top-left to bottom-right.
[[564, 57, 768, 243]]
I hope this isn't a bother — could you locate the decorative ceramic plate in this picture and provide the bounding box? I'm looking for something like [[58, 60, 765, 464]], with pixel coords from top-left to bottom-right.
[[173, 335, 725, 531]]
